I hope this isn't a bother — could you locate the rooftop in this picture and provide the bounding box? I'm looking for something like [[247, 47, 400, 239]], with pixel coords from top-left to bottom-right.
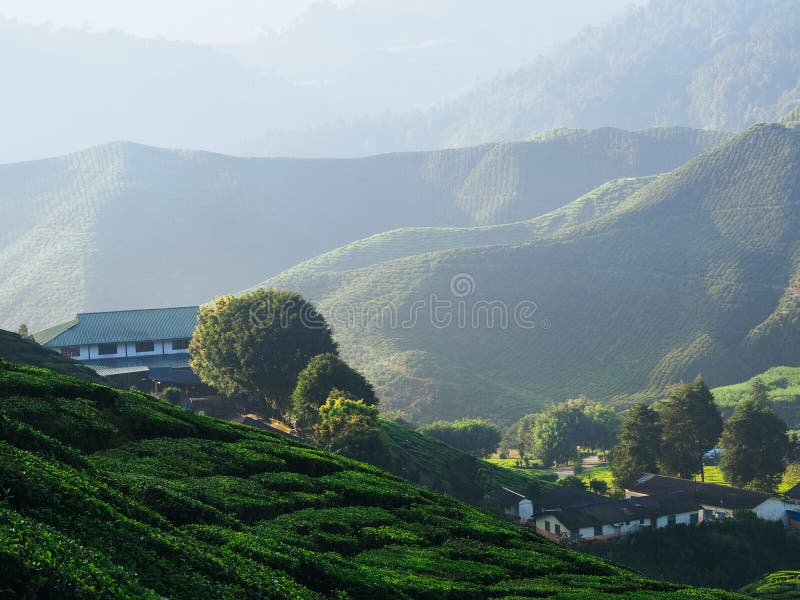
[[625, 473, 772, 509], [35, 306, 200, 347], [538, 491, 702, 531]]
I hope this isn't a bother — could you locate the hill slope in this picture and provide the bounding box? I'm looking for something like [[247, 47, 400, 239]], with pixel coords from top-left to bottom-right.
[[0, 128, 725, 331], [712, 366, 800, 428], [269, 0, 800, 157], [0, 361, 745, 598], [0, 329, 104, 384], [260, 122, 800, 423]]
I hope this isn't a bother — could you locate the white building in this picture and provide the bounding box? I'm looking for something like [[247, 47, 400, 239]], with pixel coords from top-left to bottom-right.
[[532, 491, 702, 542], [624, 473, 796, 525], [34, 306, 203, 393], [493, 487, 534, 523]]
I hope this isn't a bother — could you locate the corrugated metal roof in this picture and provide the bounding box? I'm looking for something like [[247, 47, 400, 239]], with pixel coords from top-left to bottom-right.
[[40, 306, 199, 347], [90, 365, 151, 377], [33, 319, 79, 345]]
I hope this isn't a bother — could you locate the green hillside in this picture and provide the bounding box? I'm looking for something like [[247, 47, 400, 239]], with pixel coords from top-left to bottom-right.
[[0, 329, 104, 384], [280, 0, 800, 156], [712, 367, 800, 427], [0, 361, 747, 599], [259, 122, 800, 424], [740, 571, 800, 599], [0, 128, 726, 331]]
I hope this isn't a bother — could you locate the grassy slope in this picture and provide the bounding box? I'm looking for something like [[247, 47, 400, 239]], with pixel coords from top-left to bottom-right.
[[382, 420, 553, 506], [740, 571, 800, 599], [0, 361, 746, 599], [0, 128, 726, 331], [0, 329, 104, 384], [259, 123, 800, 424], [712, 366, 800, 427]]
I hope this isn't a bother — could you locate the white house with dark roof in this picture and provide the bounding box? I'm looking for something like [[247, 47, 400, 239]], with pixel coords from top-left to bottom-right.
[[624, 473, 794, 523], [34, 306, 203, 393]]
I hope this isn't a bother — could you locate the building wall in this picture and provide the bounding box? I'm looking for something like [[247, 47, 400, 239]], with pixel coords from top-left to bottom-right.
[[518, 499, 533, 522], [754, 498, 791, 522], [66, 339, 190, 360], [655, 510, 699, 528]]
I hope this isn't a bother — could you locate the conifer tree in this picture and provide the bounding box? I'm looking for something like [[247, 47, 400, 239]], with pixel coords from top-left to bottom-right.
[[611, 402, 662, 485], [719, 378, 789, 491]]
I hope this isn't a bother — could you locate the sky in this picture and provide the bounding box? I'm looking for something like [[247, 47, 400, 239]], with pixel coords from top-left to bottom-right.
[[0, 0, 354, 43]]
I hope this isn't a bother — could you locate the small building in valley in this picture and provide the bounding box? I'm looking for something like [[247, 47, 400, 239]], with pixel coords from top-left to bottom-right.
[[492, 487, 534, 523], [532, 491, 702, 542], [34, 306, 206, 394], [624, 473, 791, 522]]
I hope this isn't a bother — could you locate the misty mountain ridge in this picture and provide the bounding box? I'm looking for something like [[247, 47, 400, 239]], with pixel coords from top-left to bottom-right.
[[0, 126, 725, 331], [258, 120, 800, 423]]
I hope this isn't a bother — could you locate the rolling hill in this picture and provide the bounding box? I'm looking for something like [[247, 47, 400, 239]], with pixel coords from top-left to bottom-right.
[[712, 366, 800, 428], [0, 361, 745, 598], [0, 127, 725, 331], [269, 0, 800, 157], [259, 121, 800, 424]]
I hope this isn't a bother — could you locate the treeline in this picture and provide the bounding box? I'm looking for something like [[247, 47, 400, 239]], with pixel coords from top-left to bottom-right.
[[502, 396, 621, 466], [612, 377, 791, 490]]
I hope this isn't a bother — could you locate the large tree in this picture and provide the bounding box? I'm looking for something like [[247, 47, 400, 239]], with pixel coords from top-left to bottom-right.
[[611, 402, 662, 485], [190, 289, 337, 418], [719, 379, 790, 491], [657, 376, 723, 480], [290, 353, 376, 428]]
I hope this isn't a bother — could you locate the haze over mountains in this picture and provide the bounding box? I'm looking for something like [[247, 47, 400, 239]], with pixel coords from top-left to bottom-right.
[[3, 0, 800, 161], [0, 127, 724, 331], [260, 118, 800, 424]]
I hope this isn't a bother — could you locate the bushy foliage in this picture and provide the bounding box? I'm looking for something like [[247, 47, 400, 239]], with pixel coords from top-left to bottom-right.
[[582, 517, 800, 591], [740, 570, 800, 599], [290, 353, 376, 428], [657, 377, 723, 479], [190, 289, 336, 418], [611, 402, 662, 485], [160, 386, 183, 405], [315, 391, 391, 468], [510, 397, 621, 467], [0, 359, 743, 598], [719, 379, 790, 491], [417, 418, 501, 457]]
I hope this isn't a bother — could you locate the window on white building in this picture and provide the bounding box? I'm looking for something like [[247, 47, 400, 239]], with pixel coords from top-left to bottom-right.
[[97, 343, 118, 355], [135, 341, 155, 353], [667, 514, 677, 526], [60, 346, 80, 358], [593, 525, 603, 536], [171, 339, 190, 350], [554, 523, 561, 535], [544, 520, 551, 532]]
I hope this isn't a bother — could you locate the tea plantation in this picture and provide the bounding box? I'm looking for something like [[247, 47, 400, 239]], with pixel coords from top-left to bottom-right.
[[0, 360, 745, 598]]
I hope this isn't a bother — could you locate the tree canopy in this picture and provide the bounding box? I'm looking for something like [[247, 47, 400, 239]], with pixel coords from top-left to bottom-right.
[[290, 353, 376, 428], [611, 402, 662, 485], [189, 289, 337, 418], [418, 418, 501, 457], [656, 377, 723, 479], [510, 397, 621, 467], [719, 378, 790, 491], [314, 391, 391, 467]]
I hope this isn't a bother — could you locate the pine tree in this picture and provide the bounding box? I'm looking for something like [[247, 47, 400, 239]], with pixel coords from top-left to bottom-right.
[[657, 376, 723, 480], [611, 402, 662, 485], [719, 378, 789, 491]]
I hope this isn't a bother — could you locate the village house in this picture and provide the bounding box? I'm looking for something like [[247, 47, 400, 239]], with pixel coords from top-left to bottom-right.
[[532, 491, 702, 542], [34, 306, 207, 395], [492, 487, 534, 523], [624, 473, 793, 523]]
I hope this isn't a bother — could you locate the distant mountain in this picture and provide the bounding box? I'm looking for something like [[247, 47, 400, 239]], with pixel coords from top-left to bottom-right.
[[263, 0, 800, 157], [0, 127, 724, 330], [258, 121, 800, 424]]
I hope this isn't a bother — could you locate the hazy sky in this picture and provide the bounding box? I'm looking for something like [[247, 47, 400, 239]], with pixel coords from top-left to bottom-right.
[[0, 0, 354, 43]]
